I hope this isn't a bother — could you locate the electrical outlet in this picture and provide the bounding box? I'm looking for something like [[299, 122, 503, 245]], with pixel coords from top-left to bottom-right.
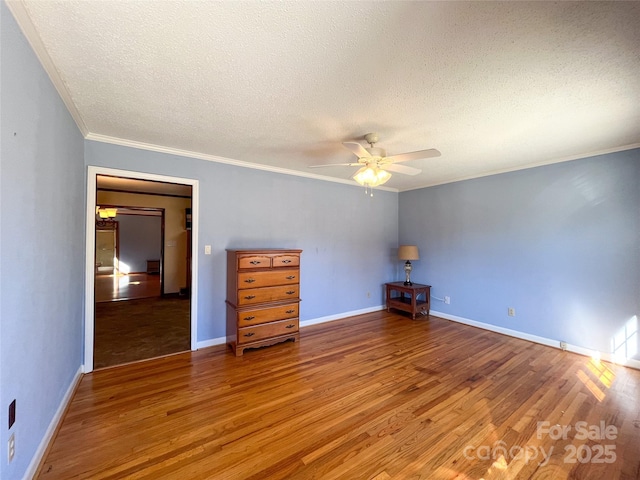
[[444, 296, 450, 304], [8, 399, 16, 429], [508, 307, 516, 317], [8, 433, 15, 463], [560, 341, 567, 351]]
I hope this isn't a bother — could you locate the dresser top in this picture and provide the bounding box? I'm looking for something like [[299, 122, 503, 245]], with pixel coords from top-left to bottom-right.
[[226, 249, 302, 254]]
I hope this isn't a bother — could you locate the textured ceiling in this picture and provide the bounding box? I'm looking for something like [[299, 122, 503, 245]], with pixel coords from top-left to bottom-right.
[[8, 1, 640, 191]]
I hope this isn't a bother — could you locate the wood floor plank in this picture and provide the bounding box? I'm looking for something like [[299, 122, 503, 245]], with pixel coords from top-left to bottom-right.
[[37, 311, 640, 479]]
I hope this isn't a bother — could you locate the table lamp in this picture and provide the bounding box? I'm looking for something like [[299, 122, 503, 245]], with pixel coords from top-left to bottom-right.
[[398, 245, 419, 286]]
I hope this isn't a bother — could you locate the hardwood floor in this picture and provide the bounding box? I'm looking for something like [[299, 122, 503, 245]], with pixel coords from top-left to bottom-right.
[[38, 311, 640, 479], [95, 273, 161, 303]]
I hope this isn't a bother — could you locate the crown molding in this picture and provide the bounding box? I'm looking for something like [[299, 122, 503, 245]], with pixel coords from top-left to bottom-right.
[[6, 0, 89, 136], [400, 143, 640, 192], [85, 132, 399, 193]]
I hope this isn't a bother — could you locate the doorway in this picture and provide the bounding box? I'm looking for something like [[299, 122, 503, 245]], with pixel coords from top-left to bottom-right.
[[85, 167, 199, 373], [94, 208, 164, 303]]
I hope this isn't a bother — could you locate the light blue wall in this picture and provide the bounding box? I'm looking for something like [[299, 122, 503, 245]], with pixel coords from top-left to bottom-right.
[[117, 214, 162, 273], [4, 0, 637, 476], [0, 3, 85, 478], [400, 150, 640, 359], [85, 141, 400, 342]]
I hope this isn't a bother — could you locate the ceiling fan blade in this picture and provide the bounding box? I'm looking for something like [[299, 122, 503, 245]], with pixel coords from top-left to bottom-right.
[[382, 163, 422, 176], [308, 162, 362, 168], [342, 141, 371, 159], [385, 148, 441, 164]]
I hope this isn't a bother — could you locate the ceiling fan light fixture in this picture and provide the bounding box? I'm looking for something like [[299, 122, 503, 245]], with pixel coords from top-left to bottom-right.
[[353, 166, 391, 189], [308, 132, 436, 190]]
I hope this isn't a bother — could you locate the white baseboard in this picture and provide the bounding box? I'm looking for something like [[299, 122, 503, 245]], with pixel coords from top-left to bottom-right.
[[197, 307, 640, 371], [196, 336, 227, 350], [24, 366, 83, 480], [431, 310, 640, 371], [300, 305, 385, 328], [195, 305, 386, 350]]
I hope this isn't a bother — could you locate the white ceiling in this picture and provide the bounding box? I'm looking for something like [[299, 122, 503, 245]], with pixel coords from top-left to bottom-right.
[[8, 1, 640, 191]]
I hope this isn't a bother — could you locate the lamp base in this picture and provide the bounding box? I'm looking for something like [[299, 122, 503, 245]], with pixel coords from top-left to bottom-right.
[[403, 261, 413, 286]]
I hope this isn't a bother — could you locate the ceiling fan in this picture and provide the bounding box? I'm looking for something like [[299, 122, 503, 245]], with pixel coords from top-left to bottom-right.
[[310, 133, 440, 194]]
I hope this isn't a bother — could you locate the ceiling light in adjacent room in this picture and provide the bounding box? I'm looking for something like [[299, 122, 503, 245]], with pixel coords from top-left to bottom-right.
[[97, 207, 117, 219]]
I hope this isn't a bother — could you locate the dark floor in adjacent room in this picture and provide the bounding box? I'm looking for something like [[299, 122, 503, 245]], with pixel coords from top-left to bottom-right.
[[94, 296, 191, 369]]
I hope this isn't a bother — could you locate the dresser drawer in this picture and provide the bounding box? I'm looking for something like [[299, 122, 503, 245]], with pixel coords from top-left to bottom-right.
[[237, 285, 299, 306], [237, 303, 298, 327], [237, 319, 299, 344], [237, 269, 299, 289], [237, 255, 272, 269], [272, 254, 300, 268]]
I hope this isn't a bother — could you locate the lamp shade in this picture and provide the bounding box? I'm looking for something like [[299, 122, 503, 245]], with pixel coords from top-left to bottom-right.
[[398, 245, 419, 261]]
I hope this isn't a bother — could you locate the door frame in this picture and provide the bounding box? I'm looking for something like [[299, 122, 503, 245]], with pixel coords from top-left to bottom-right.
[[84, 166, 199, 373]]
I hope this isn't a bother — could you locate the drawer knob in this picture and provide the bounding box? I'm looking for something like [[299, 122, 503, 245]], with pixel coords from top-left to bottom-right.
[[286, 324, 296, 329], [244, 278, 256, 283], [286, 275, 296, 280], [282, 259, 292, 264], [244, 295, 256, 300], [244, 315, 255, 321], [286, 290, 295, 295], [243, 332, 255, 337], [286, 309, 295, 314], [250, 260, 261, 265]]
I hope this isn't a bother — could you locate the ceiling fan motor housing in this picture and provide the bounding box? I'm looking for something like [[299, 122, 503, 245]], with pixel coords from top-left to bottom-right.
[[365, 146, 386, 159], [364, 132, 379, 145]]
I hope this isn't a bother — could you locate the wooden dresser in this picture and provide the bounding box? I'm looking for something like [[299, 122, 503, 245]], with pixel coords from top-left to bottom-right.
[[226, 249, 302, 356]]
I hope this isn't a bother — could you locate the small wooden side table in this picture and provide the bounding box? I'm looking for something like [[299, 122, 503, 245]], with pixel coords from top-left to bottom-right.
[[385, 282, 431, 319]]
